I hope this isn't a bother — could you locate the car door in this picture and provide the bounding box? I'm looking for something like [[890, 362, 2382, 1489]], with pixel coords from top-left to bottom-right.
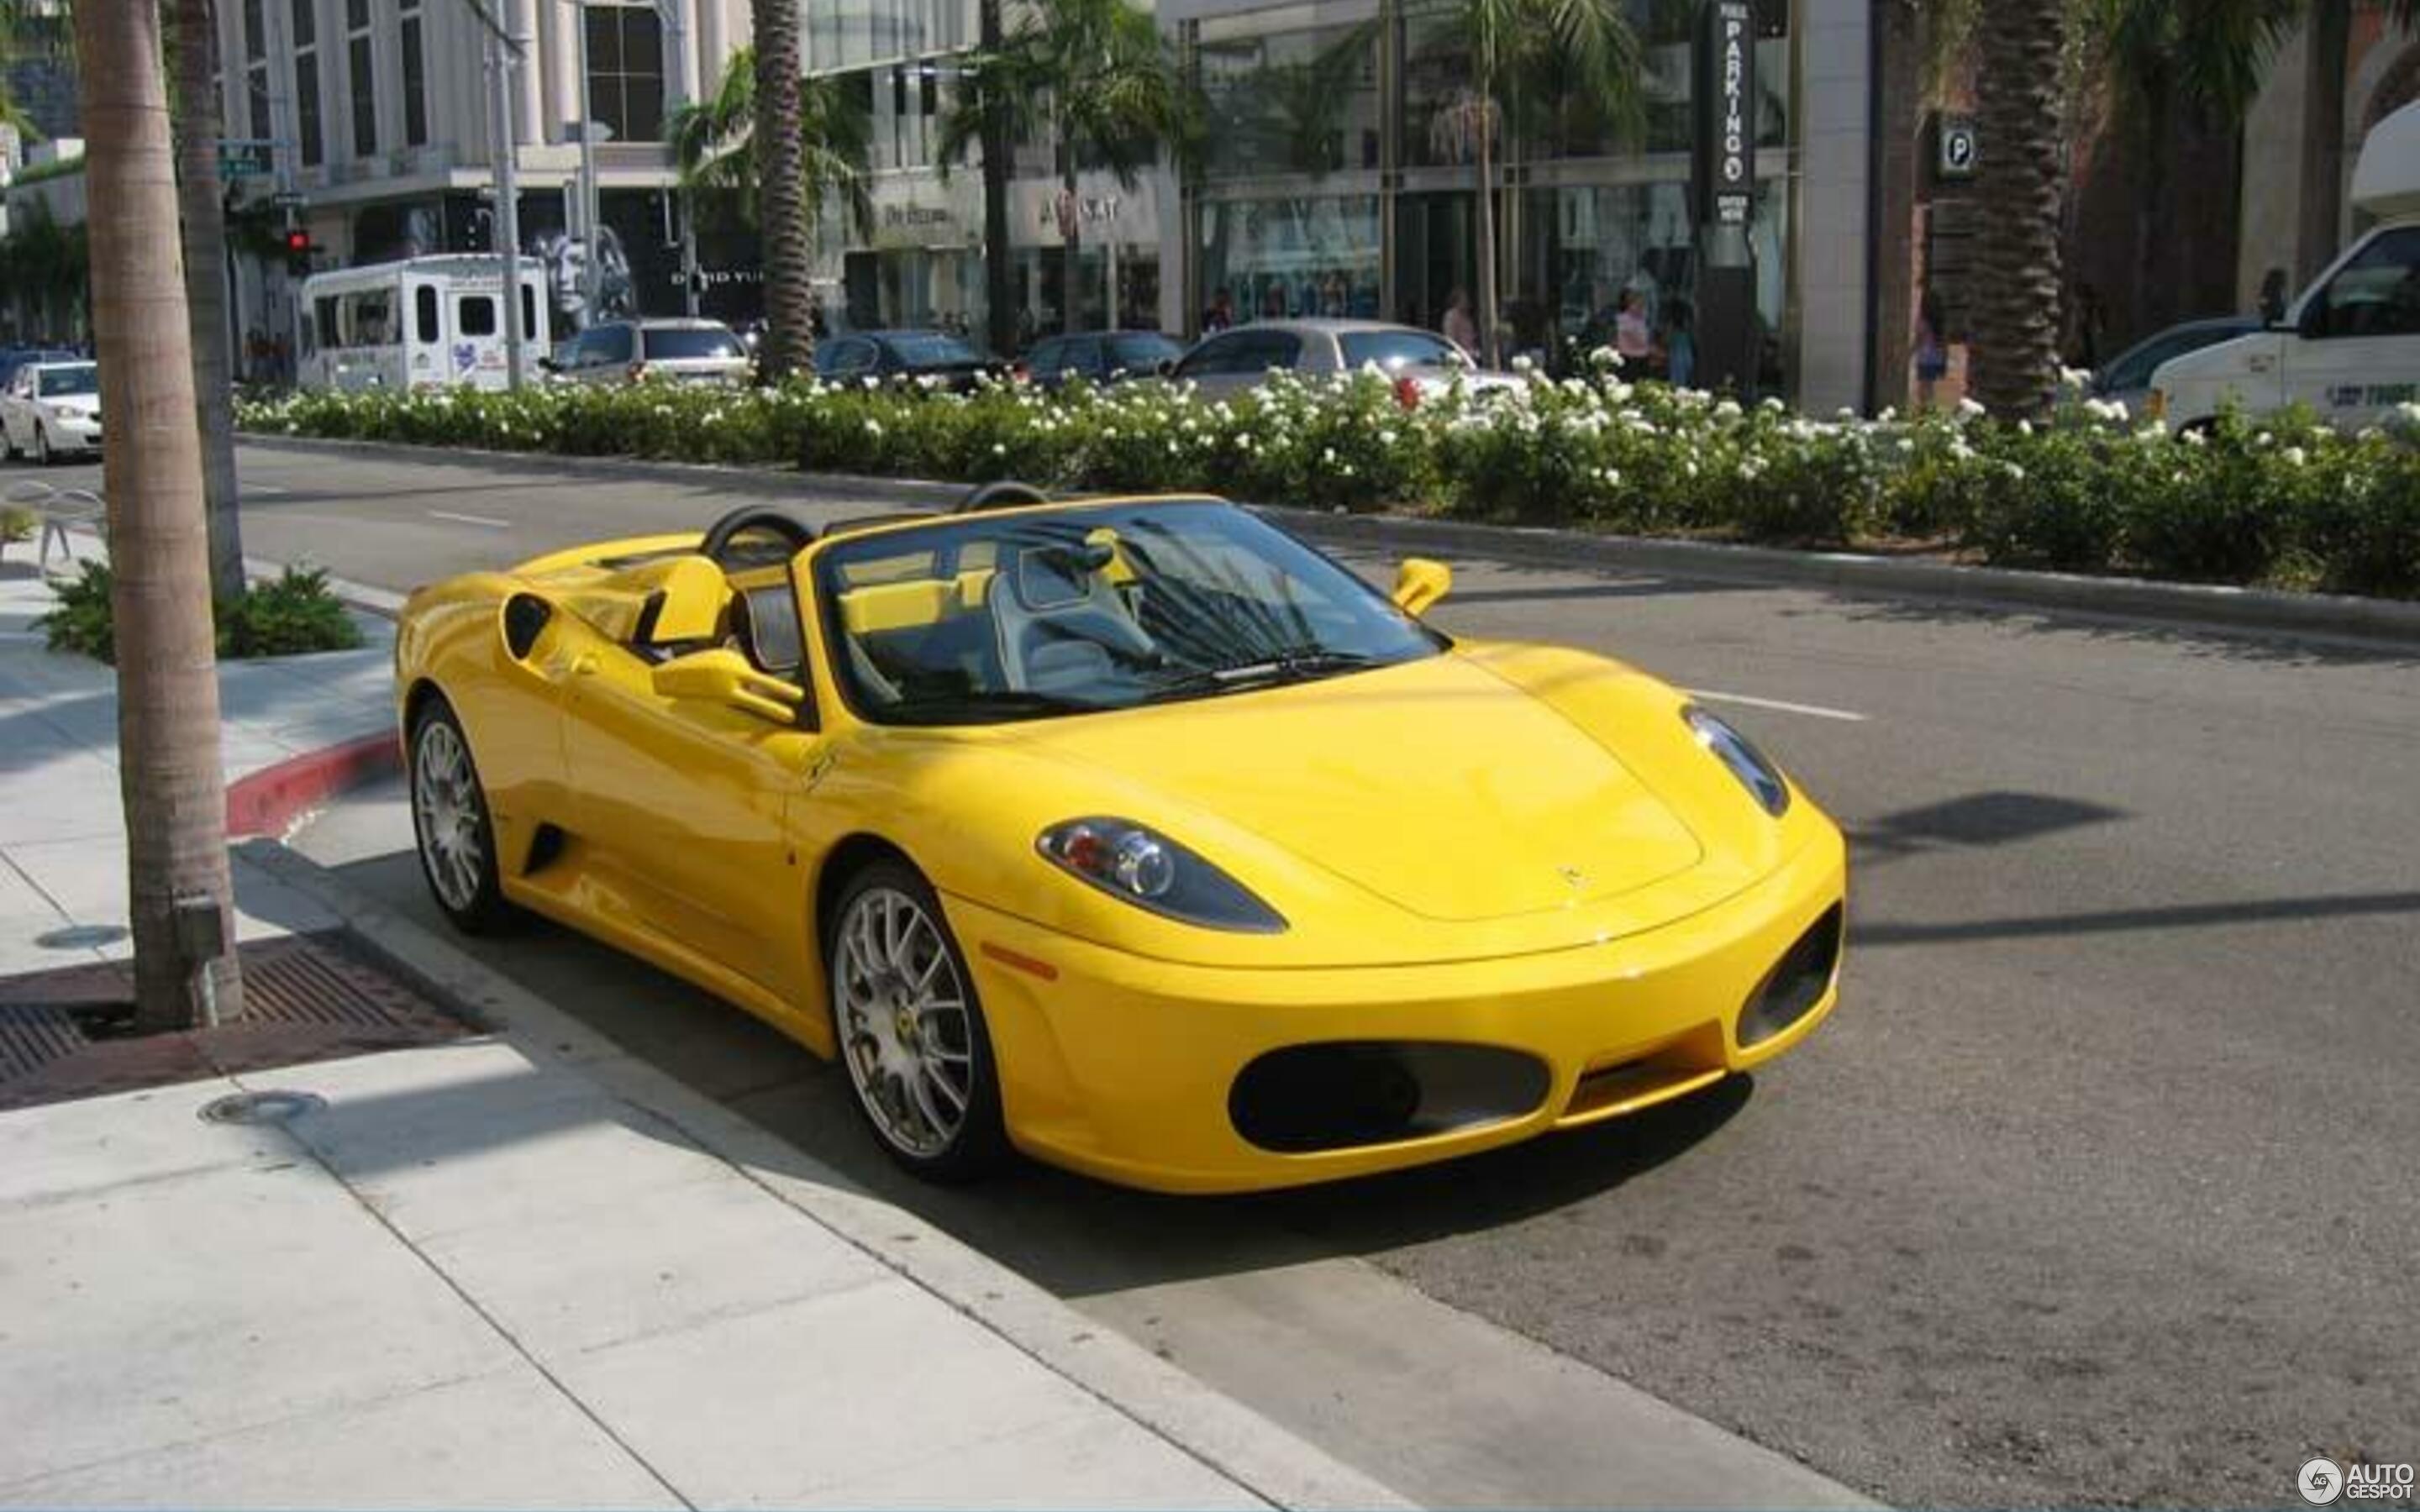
[[557, 584, 827, 1009], [818, 337, 876, 383], [2283, 226, 2420, 427], [1172, 330, 1292, 399]]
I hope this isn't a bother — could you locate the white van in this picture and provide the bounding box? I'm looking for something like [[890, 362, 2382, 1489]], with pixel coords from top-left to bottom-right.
[[2149, 101, 2420, 429], [297, 255, 550, 393]]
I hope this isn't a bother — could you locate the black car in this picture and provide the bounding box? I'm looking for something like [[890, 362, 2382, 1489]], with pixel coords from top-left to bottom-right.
[[813, 330, 1004, 392], [1015, 331, 1186, 390]]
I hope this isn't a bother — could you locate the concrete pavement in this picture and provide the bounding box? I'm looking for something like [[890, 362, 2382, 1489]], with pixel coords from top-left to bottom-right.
[[212, 437, 2420, 1508], [0, 530, 392, 977]]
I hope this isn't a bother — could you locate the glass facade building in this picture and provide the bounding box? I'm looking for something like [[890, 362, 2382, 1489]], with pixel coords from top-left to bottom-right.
[[805, 0, 1871, 407]]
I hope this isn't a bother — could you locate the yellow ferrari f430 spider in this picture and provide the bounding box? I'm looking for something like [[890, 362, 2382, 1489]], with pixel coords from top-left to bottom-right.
[[397, 486, 1846, 1192]]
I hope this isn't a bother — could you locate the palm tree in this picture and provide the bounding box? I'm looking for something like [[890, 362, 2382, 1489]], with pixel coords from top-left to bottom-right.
[[940, 0, 1181, 336], [1968, 0, 2070, 416], [2076, 0, 2298, 341], [1433, 0, 1639, 367], [71, 0, 244, 1029], [976, 0, 1014, 358], [669, 45, 873, 243], [749, 0, 812, 379], [169, 0, 245, 603]]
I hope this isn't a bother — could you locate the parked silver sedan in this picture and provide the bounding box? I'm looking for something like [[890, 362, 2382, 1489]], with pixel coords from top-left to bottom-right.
[[544, 318, 753, 387], [1165, 319, 1523, 404]]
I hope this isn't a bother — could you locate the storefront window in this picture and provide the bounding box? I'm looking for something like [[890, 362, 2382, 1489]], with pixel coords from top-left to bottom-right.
[[1195, 13, 1381, 181], [1398, 5, 1474, 171], [1197, 195, 1381, 323]]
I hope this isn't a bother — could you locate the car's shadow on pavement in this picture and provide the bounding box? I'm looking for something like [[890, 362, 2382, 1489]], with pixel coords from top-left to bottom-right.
[[322, 846, 1747, 1299]]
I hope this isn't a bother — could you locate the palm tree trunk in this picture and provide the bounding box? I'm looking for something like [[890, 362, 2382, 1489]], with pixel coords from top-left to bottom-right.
[[1475, 100, 1499, 369], [751, 0, 812, 380], [2130, 69, 2172, 347], [1968, 0, 2066, 418], [978, 0, 1017, 356], [1061, 157, 1083, 334], [171, 0, 245, 605], [2296, 0, 2351, 286], [72, 0, 245, 1032]]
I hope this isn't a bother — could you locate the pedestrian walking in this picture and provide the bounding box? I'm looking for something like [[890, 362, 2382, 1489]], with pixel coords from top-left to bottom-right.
[[1442, 287, 1479, 355], [1914, 291, 1949, 410]]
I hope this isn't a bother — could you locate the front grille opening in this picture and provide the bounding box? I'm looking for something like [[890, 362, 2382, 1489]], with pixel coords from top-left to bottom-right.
[[1228, 1042, 1550, 1155], [1739, 903, 1844, 1048], [1561, 1026, 1728, 1122]]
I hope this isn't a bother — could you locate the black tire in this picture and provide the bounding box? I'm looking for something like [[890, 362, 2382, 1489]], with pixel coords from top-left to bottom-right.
[[824, 858, 1009, 1182], [407, 696, 517, 934], [34, 426, 52, 467]]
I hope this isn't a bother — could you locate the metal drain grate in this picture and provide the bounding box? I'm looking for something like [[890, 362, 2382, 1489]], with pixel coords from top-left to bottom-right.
[[0, 932, 477, 1111]]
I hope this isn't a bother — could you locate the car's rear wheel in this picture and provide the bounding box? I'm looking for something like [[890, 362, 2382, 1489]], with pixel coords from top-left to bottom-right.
[[827, 860, 1007, 1182], [408, 696, 514, 934]]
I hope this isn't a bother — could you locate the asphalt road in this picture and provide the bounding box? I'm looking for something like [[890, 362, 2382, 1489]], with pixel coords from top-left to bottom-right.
[[108, 441, 2420, 1507]]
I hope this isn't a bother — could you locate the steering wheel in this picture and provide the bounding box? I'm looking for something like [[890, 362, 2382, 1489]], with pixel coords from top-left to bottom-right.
[[698, 505, 815, 567], [955, 480, 1050, 514]]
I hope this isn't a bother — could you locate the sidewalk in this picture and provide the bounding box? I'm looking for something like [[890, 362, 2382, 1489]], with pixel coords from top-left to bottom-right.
[[0, 545, 1407, 1508], [0, 536, 395, 978]]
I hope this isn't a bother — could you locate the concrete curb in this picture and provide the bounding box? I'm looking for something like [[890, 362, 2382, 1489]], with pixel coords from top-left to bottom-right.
[[235, 836, 1416, 1512], [240, 431, 2420, 648], [224, 731, 402, 840]]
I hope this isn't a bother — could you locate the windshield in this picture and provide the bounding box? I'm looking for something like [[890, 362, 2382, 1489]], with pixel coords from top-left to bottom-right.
[[886, 333, 984, 366], [644, 326, 744, 360], [1106, 333, 1182, 372], [813, 501, 1444, 726], [37, 365, 97, 397], [1339, 330, 1469, 372]]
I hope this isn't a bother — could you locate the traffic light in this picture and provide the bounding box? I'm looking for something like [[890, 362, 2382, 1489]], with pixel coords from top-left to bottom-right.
[[282, 228, 313, 275]]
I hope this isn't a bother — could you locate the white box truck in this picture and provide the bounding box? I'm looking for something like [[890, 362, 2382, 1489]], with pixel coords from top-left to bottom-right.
[[2149, 101, 2420, 430]]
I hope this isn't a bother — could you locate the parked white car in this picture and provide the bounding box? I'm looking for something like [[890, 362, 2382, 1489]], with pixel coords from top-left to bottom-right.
[[2149, 101, 2420, 430], [2, 360, 102, 464]]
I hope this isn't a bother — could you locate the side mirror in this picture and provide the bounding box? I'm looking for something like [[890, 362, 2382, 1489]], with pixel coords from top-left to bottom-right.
[[650, 648, 804, 725], [1392, 557, 1452, 617], [1155, 357, 1177, 378]]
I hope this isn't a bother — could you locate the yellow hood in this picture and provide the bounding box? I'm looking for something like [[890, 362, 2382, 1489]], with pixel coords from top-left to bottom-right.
[[1009, 654, 1705, 923]]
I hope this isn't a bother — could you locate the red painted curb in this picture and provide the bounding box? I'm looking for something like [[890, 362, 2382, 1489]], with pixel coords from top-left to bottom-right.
[[225, 730, 402, 838]]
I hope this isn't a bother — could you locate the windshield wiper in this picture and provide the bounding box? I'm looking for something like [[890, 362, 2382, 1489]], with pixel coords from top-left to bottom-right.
[[1145, 648, 1382, 701]]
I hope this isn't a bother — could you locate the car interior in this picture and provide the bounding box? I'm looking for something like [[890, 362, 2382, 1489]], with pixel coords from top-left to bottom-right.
[[546, 485, 1166, 715]]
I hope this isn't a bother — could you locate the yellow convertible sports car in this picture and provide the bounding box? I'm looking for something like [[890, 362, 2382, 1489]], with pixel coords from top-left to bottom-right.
[[397, 486, 1846, 1193]]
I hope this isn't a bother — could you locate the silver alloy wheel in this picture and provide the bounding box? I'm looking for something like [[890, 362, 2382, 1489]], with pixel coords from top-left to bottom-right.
[[834, 886, 976, 1158], [412, 717, 485, 913]]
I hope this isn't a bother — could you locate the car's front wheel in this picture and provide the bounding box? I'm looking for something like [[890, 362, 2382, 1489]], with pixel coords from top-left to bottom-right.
[[408, 696, 514, 934], [826, 860, 1008, 1182], [33, 425, 51, 466]]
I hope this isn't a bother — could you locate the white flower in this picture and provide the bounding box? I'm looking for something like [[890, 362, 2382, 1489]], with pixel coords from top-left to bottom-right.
[[1714, 399, 1744, 421], [992, 443, 1007, 456], [2018, 419, 2034, 437], [1511, 354, 1535, 374], [1956, 396, 1988, 421], [2282, 445, 2307, 466], [1379, 428, 1398, 447], [2058, 365, 2094, 391], [864, 419, 882, 436], [1877, 407, 1899, 424]]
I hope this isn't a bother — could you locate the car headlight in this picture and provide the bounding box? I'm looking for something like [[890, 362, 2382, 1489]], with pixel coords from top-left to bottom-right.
[[1683, 706, 1791, 817], [1037, 817, 1286, 933]]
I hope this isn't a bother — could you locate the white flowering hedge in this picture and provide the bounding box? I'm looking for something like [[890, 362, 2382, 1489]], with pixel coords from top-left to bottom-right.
[[237, 367, 2420, 598]]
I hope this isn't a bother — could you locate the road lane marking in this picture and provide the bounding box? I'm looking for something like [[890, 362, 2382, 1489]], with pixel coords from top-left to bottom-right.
[[1686, 689, 1869, 723], [428, 509, 512, 529]]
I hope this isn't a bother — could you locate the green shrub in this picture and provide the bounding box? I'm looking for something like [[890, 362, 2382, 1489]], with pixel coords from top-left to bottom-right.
[[36, 559, 116, 662], [1, 505, 34, 546], [233, 382, 2420, 600], [219, 567, 365, 658], [36, 561, 362, 664]]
